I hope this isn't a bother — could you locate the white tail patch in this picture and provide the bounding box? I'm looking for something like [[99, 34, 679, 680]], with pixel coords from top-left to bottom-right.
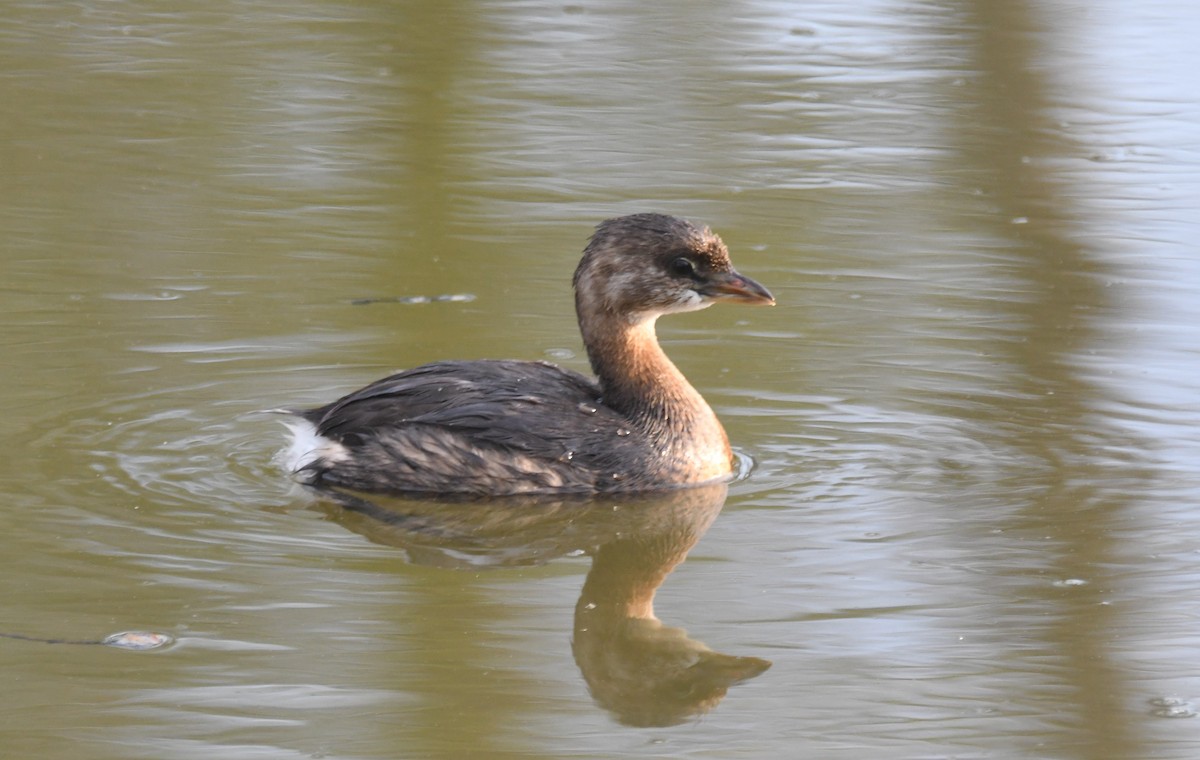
[[277, 419, 349, 479]]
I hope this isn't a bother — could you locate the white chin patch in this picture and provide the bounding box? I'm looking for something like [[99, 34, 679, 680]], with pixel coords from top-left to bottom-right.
[[627, 291, 712, 323], [675, 289, 711, 312]]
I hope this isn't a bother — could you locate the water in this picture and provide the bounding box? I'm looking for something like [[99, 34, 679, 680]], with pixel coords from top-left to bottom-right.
[[2, 1, 1199, 758]]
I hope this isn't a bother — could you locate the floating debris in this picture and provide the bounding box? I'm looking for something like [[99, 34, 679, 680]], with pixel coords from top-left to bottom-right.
[[0, 629, 172, 650], [102, 631, 174, 651], [351, 293, 476, 306]]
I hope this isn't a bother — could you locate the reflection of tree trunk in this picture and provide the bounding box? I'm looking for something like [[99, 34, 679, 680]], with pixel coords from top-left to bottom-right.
[[960, 2, 1140, 756], [388, 0, 476, 244], [317, 481, 770, 727]]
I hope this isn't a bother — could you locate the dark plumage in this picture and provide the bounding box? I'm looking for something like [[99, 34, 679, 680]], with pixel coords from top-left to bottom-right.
[[284, 213, 773, 496]]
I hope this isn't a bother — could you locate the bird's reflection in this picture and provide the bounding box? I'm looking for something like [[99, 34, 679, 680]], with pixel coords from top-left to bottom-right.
[[312, 482, 770, 726]]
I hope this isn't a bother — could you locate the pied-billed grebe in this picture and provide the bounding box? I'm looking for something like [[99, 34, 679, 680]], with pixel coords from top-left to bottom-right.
[[284, 213, 774, 495]]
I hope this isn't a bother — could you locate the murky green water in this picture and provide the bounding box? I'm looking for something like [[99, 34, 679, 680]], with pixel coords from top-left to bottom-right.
[[3, 1, 1199, 757]]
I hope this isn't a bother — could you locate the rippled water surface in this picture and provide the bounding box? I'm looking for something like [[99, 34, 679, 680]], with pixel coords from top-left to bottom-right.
[[3, 1, 1200, 758]]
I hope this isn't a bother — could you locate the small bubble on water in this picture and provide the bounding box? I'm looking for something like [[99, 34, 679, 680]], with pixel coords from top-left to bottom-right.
[[1053, 578, 1088, 588], [544, 348, 575, 360], [1089, 148, 1129, 163], [1150, 696, 1187, 707], [1149, 697, 1196, 719]]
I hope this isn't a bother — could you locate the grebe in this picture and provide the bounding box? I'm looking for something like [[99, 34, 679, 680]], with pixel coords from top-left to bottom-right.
[[285, 213, 773, 495]]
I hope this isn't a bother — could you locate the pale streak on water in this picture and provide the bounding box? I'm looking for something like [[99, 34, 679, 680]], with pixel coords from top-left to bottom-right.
[[1, 1, 1199, 758]]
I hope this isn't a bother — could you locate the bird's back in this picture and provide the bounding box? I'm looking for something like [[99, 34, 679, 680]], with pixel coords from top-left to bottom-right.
[[289, 359, 663, 495]]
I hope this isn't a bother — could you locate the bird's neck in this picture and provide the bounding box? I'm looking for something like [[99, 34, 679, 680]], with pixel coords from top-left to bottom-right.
[[579, 308, 732, 479]]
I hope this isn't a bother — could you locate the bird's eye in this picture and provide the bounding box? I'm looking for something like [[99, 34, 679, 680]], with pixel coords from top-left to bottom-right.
[[669, 257, 697, 277]]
